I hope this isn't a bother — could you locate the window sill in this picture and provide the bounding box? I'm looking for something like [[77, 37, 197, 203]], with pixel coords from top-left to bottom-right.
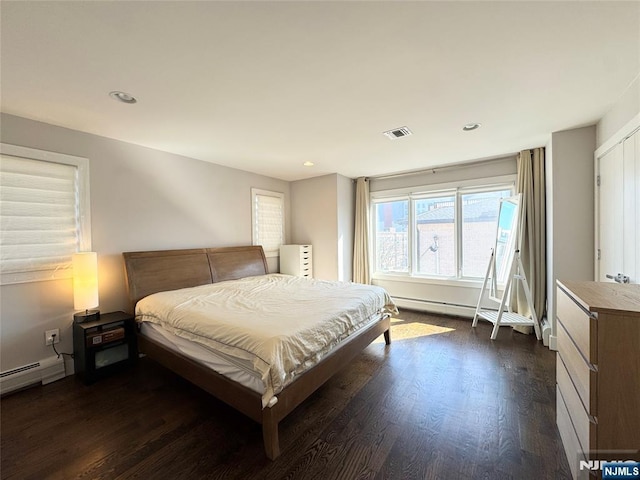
[[1, 269, 73, 286], [372, 273, 498, 289]]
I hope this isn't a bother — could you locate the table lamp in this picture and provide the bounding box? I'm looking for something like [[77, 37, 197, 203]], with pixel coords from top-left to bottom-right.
[[73, 252, 100, 323]]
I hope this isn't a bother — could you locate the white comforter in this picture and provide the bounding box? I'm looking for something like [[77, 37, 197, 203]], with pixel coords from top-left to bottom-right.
[[135, 274, 397, 407]]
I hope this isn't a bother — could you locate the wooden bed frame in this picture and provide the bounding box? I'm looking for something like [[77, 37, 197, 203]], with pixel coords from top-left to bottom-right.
[[122, 245, 391, 460]]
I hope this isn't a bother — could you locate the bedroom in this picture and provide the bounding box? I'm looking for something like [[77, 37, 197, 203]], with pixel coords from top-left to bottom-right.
[[1, 1, 639, 479]]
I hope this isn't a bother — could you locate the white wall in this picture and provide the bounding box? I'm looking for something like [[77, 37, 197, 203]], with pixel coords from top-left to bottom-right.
[[546, 125, 596, 345], [597, 75, 640, 148], [0, 113, 290, 373]]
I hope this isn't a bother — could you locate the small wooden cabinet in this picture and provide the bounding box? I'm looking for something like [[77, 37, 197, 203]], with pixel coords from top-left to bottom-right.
[[556, 280, 640, 479], [280, 244, 312, 278], [73, 311, 137, 384]]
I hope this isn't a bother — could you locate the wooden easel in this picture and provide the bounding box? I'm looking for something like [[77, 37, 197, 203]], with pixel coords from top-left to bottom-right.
[[472, 248, 541, 340]]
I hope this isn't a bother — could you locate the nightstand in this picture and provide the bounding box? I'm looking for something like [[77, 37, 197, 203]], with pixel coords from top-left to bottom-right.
[[73, 311, 137, 384]]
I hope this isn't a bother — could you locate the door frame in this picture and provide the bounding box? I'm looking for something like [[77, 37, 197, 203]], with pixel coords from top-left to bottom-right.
[[594, 112, 640, 281]]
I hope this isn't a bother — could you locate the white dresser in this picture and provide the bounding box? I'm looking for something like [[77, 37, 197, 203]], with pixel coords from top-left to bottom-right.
[[279, 244, 312, 278], [556, 280, 640, 479]]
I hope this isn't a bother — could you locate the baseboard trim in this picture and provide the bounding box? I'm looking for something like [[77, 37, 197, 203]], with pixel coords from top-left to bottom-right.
[[541, 318, 552, 347]]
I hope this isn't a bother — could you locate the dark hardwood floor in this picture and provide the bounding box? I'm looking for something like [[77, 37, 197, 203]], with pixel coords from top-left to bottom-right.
[[1, 310, 571, 480]]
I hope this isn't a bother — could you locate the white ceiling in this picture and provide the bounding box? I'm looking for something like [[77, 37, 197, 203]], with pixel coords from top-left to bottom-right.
[[1, 1, 639, 181]]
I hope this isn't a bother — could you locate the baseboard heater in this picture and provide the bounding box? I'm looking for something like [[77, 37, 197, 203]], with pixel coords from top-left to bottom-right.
[[392, 297, 478, 318], [394, 296, 550, 341], [0, 356, 65, 396], [541, 318, 551, 346]]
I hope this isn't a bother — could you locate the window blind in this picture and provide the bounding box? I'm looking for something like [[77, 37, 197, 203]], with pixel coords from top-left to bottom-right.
[[253, 190, 284, 256], [0, 154, 80, 281]]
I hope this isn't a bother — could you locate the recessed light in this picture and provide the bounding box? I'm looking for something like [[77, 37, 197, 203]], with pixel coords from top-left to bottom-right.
[[303, 161, 314, 167], [109, 91, 137, 104], [462, 123, 481, 131]]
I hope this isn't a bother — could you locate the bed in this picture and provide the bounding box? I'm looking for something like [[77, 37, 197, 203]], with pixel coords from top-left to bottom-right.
[[123, 245, 394, 459]]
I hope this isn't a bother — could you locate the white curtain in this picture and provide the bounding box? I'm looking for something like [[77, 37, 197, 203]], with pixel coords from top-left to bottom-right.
[[514, 148, 547, 320], [353, 177, 370, 284]]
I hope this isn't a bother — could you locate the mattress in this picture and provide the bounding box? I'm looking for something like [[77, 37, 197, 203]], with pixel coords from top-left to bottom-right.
[[140, 321, 266, 396], [136, 274, 397, 407]]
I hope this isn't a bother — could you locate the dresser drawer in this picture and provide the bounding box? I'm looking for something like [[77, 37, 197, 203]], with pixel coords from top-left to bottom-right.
[[557, 385, 589, 480], [300, 258, 312, 268], [557, 319, 597, 415], [557, 287, 595, 363], [555, 280, 640, 476], [299, 261, 312, 276], [280, 245, 313, 278], [557, 356, 596, 454]]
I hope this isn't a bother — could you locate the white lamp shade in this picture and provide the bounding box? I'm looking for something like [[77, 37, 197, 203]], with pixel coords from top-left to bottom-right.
[[73, 252, 99, 311]]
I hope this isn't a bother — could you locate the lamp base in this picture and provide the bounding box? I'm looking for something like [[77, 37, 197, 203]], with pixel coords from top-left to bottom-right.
[[74, 310, 100, 323]]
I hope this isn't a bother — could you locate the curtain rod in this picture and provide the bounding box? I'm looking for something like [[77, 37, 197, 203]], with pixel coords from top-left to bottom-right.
[[368, 154, 518, 181]]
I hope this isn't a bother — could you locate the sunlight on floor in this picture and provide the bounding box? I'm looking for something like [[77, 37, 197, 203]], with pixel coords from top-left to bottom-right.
[[373, 316, 456, 343]]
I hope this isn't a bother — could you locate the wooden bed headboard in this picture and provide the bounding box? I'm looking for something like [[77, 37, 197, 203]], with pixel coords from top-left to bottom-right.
[[123, 245, 268, 311]]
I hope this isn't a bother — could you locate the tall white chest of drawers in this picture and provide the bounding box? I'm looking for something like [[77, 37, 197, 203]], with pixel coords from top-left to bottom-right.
[[279, 244, 312, 278], [556, 280, 640, 479]]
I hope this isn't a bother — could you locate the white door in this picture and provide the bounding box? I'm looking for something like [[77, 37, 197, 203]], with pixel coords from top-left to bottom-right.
[[622, 130, 639, 283], [596, 128, 639, 284]]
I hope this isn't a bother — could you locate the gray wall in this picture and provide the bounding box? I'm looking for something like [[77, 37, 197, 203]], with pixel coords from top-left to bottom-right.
[[370, 156, 517, 192], [545, 78, 639, 346], [546, 125, 596, 344], [0, 113, 290, 373], [290, 174, 338, 281], [336, 174, 355, 282], [290, 173, 355, 282]]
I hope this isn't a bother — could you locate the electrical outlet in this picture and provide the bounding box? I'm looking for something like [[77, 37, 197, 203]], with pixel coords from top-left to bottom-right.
[[45, 329, 60, 346]]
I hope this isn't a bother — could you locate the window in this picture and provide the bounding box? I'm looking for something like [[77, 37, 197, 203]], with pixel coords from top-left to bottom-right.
[[374, 199, 409, 273], [372, 181, 513, 281], [0, 144, 91, 284], [460, 189, 511, 278], [251, 188, 284, 257], [415, 194, 456, 277]]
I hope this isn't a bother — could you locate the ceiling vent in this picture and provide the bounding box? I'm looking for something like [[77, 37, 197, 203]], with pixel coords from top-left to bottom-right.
[[383, 126, 413, 139]]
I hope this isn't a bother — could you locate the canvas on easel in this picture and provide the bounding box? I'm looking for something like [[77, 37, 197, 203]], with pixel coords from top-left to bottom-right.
[[472, 194, 541, 340]]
